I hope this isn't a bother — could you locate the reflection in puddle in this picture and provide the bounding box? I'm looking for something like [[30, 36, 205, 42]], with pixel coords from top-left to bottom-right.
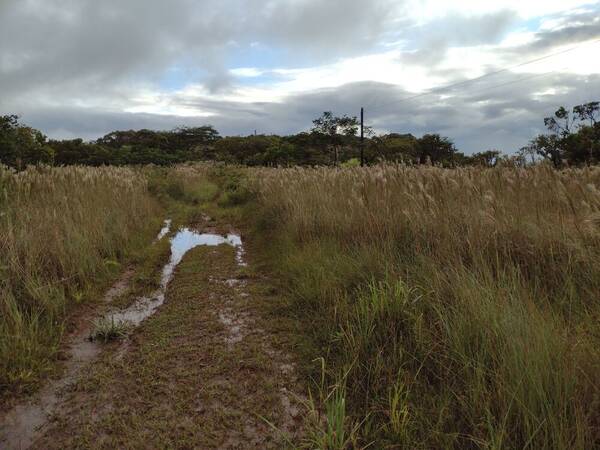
[[156, 219, 172, 240], [108, 227, 245, 327]]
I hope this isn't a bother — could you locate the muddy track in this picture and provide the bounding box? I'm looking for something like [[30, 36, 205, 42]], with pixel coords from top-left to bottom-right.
[[0, 267, 136, 450], [1, 220, 304, 449]]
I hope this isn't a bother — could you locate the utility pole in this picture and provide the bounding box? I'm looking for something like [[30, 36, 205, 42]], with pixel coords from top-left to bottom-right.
[[360, 107, 365, 167]]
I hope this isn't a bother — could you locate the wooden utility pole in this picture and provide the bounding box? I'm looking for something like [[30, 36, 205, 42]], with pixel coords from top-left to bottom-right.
[[360, 107, 365, 167]]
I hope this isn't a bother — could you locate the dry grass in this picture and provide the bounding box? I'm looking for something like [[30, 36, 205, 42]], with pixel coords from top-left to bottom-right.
[[251, 164, 600, 449], [0, 165, 158, 395]]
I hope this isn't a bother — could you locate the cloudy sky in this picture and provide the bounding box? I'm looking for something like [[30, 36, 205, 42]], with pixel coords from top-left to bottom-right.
[[1, 0, 599, 153]]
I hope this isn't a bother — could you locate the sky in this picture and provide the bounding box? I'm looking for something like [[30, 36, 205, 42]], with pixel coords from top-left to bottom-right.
[[1, 0, 599, 153]]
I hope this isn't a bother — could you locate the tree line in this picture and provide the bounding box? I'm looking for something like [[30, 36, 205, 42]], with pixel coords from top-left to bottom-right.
[[1, 101, 598, 169]]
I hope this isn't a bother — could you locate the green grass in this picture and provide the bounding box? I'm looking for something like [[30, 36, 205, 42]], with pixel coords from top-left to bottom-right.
[[89, 316, 130, 343], [244, 164, 600, 449], [0, 163, 224, 400], [0, 165, 161, 398]]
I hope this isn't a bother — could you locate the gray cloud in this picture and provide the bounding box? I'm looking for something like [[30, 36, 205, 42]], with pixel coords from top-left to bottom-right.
[[366, 72, 600, 153], [401, 10, 518, 66], [15, 71, 600, 155], [262, 0, 394, 59], [1, 0, 600, 155], [0, 0, 397, 100], [500, 7, 600, 58]]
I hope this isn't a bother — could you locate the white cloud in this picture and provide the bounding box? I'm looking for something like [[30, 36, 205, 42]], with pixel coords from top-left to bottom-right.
[[405, 0, 599, 21], [230, 67, 264, 77]]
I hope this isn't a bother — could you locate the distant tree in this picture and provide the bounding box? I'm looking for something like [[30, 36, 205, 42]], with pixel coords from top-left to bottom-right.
[[573, 102, 600, 164], [573, 101, 599, 126], [529, 134, 563, 168], [544, 106, 576, 139], [517, 143, 538, 166], [311, 111, 362, 165], [471, 149, 502, 167], [170, 126, 221, 153], [452, 151, 471, 166], [0, 115, 24, 167], [367, 133, 418, 163], [5, 101, 600, 169], [214, 135, 278, 165], [416, 134, 457, 166], [527, 106, 577, 168], [564, 122, 600, 165], [0, 115, 53, 169], [50, 139, 89, 165], [261, 141, 297, 166], [285, 132, 331, 165], [529, 102, 600, 167], [506, 153, 527, 167]]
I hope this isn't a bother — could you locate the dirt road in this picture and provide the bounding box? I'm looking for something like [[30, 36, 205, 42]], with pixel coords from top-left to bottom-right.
[[1, 221, 304, 449]]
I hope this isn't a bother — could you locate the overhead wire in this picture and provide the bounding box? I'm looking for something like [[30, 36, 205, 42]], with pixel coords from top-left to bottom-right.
[[364, 37, 600, 112]]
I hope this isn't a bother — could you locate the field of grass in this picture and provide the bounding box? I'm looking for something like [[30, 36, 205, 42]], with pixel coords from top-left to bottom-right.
[[248, 164, 600, 449], [2, 162, 599, 449], [0, 165, 160, 396]]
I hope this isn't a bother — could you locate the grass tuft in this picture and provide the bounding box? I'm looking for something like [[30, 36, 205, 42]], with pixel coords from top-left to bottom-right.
[[89, 316, 130, 343]]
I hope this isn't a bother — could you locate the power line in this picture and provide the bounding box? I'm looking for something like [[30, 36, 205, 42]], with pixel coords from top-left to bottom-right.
[[367, 37, 600, 112], [455, 64, 570, 97]]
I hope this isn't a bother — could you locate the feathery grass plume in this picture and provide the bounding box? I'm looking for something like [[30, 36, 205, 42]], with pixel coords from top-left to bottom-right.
[[249, 163, 600, 449], [0, 164, 158, 394]]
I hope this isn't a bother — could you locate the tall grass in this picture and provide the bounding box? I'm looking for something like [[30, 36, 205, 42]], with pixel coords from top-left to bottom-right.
[[0, 165, 158, 395], [252, 164, 600, 449]]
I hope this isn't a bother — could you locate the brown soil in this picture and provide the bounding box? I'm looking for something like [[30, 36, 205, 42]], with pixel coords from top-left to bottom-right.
[[16, 233, 305, 449]]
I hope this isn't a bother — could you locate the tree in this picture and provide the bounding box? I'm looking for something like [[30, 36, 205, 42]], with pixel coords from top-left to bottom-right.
[[214, 135, 277, 165], [367, 133, 418, 163], [285, 132, 331, 165], [170, 126, 221, 153], [573, 102, 600, 164], [530, 102, 600, 167], [563, 123, 600, 165], [0, 115, 53, 169], [544, 106, 575, 138], [262, 141, 297, 166], [311, 112, 362, 165], [531, 106, 579, 168], [529, 134, 563, 168], [0, 115, 20, 166], [573, 102, 599, 126], [416, 134, 457, 166], [471, 149, 502, 167], [518, 143, 538, 166]]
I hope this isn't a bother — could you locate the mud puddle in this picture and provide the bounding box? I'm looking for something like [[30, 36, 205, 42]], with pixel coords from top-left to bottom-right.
[[0, 222, 246, 450], [107, 228, 245, 327]]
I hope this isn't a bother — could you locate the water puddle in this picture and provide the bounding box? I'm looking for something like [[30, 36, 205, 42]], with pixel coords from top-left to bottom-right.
[[106, 228, 245, 327]]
